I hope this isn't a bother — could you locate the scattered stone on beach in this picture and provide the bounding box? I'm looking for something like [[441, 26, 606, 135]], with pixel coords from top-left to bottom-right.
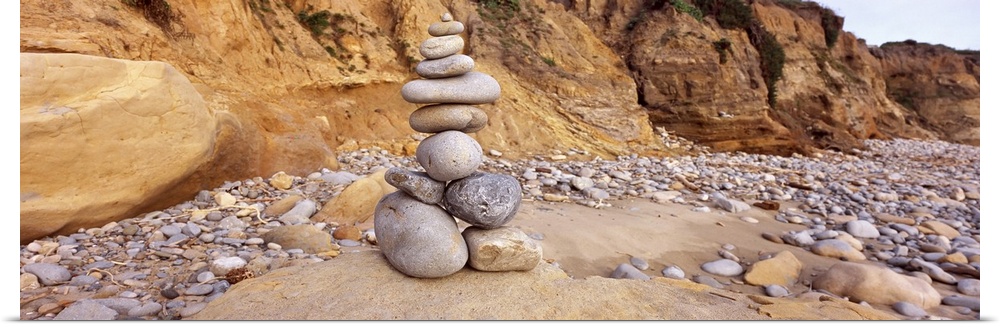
[[813, 262, 942, 309], [374, 191, 468, 278], [662, 265, 685, 279], [942, 295, 979, 311], [22, 263, 71, 286], [844, 220, 880, 238], [764, 284, 790, 298], [610, 263, 650, 281], [630, 256, 650, 270], [462, 227, 542, 272], [54, 300, 118, 320], [810, 239, 867, 261], [700, 259, 744, 277], [692, 275, 726, 289], [956, 278, 980, 296], [744, 251, 801, 287], [892, 301, 928, 318], [262, 225, 336, 254]]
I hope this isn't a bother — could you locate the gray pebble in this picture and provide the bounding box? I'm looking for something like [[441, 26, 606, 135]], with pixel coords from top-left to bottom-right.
[[159, 225, 182, 237], [197, 271, 216, 283], [54, 300, 118, 320], [94, 298, 140, 315], [127, 302, 163, 317], [610, 263, 650, 281], [185, 284, 214, 296], [764, 284, 790, 297], [957, 278, 980, 296], [278, 199, 317, 225], [22, 263, 71, 286], [662, 266, 685, 279], [892, 301, 928, 317], [942, 295, 979, 311], [179, 302, 208, 318], [701, 259, 743, 277], [692, 275, 726, 289], [629, 256, 649, 270], [338, 239, 362, 247]]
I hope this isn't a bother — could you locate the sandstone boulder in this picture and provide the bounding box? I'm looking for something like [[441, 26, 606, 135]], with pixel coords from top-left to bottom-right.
[[744, 251, 802, 287], [313, 169, 395, 226], [20, 53, 218, 242], [813, 262, 941, 309]]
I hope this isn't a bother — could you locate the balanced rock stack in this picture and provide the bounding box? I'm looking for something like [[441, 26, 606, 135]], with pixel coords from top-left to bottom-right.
[[373, 13, 542, 278]]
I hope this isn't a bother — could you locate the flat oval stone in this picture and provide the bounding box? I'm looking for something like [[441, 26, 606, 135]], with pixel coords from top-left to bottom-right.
[[409, 104, 488, 133], [416, 54, 474, 79], [383, 167, 444, 204], [401, 72, 500, 104], [374, 191, 468, 278], [416, 131, 483, 182], [428, 21, 465, 36], [700, 259, 744, 277], [419, 35, 464, 60], [443, 172, 522, 229]]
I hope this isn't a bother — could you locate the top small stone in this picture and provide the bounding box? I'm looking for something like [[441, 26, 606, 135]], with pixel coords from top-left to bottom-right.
[[441, 12, 453, 22]]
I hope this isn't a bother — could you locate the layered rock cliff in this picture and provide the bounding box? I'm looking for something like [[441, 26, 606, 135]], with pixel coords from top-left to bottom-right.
[[19, 0, 979, 241]]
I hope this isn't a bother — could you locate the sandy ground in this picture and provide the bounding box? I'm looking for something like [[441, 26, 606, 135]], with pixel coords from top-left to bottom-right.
[[477, 198, 973, 320]]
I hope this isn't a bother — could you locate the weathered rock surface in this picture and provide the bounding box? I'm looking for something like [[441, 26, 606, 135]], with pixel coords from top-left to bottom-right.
[[190, 250, 765, 320], [443, 172, 522, 229], [383, 167, 445, 204], [810, 239, 867, 261], [313, 169, 395, 226], [261, 225, 335, 254], [813, 262, 941, 309], [744, 251, 802, 287], [462, 227, 542, 272], [20, 53, 219, 242]]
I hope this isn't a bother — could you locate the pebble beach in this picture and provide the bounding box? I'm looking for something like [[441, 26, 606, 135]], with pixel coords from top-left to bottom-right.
[[17, 130, 981, 320]]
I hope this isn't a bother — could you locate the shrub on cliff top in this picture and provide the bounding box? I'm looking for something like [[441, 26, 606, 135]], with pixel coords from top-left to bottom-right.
[[691, 0, 753, 30], [671, 0, 704, 22], [122, 0, 174, 31]]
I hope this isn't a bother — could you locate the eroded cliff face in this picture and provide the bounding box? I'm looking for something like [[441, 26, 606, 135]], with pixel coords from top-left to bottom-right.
[[878, 41, 980, 146], [19, 0, 665, 235], [19, 0, 979, 240]]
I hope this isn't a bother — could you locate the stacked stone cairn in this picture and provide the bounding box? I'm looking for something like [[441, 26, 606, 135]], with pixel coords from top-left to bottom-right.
[[373, 13, 543, 278]]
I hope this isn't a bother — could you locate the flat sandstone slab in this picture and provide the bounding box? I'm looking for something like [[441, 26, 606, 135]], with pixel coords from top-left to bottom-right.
[[190, 251, 898, 320]]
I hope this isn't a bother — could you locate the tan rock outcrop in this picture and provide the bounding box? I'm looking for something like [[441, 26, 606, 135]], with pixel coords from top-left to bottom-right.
[[744, 251, 802, 287], [191, 250, 893, 320], [813, 262, 942, 309], [20, 53, 219, 242], [879, 41, 980, 145], [312, 168, 395, 226]]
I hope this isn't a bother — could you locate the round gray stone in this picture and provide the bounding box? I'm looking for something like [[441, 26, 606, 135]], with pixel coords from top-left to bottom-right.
[[384, 167, 445, 204], [401, 72, 500, 104], [610, 263, 650, 280], [180, 302, 208, 318], [700, 259, 744, 277], [416, 54, 474, 78], [662, 265, 685, 279], [419, 35, 464, 59], [416, 131, 483, 182], [185, 284, 215, 296], [692, 275, 726, 289], [22, 263, 71, 286], [159, 225, 182, 237], [957, 278, 980, 296], [630, 256, 649, 270], [845, 220, 880, 238], [764, 284, 790, 297], [443, 172, 522, 229], [942, 295, 979, 311], [409, 104, 488, 133], [428, 21, 465, 36], [374, 191, 468, 278], [127, 302, 163, 318], [54, 300, 118, 320], [892, 301, 928, 317]]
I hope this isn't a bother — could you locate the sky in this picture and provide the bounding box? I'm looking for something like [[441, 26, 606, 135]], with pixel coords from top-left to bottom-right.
[[812, 0, 980, 50]]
